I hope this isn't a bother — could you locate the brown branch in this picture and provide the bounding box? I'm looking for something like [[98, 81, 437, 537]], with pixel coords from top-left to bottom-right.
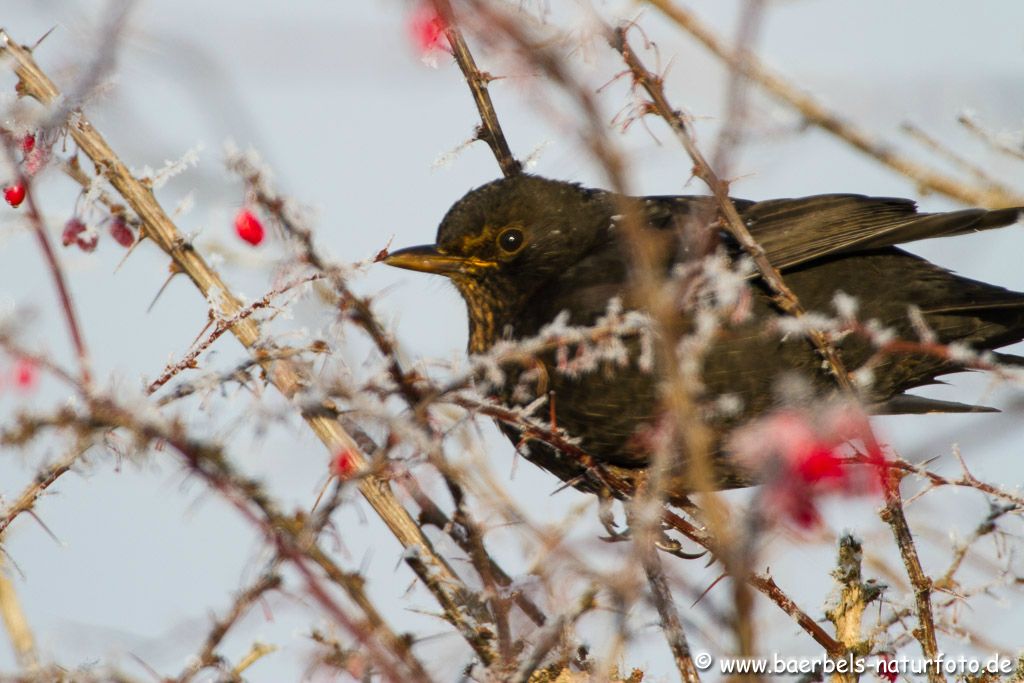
[[610, 26, 854, 395], [401, 474, 547, 628], [176, 571, 283, 683], [0, 447, 83, 538], [746, 573, 844, 658], [0, 30, 496, 666], [878, 472, 944, 683], [0, 136, 92, 388], [228, 152, 545, 644], [0, 557, 38, 673], [958, 112, 1024, 163], [660, 509, 845, 657], [146, 274, 321, 395], [644, 0, 1024, 209], [848, 452, 1024, 510], [825, 535, 880, 683], [640, 541, 701, 683], [510, 588, 596, 683], [933, 502, 1012, 593], [458, 391, 846, 659], [78, 397, 436, 682], [433, 0, 521, 177], [900, 121, 1012, 193]]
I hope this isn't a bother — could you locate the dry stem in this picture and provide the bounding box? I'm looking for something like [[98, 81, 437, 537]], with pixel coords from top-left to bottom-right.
[[644, 0, 1024, 209]]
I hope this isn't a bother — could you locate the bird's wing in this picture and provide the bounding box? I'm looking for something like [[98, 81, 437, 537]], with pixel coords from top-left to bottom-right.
[[872, 394, 998, 414], [738, 194, 1023, 270]]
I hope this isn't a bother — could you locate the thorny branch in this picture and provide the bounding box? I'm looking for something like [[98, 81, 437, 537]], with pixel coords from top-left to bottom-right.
[[226, 147, 549, 646], [879, 470, 944, 683], [3, 4, 1024, 681], [610, 26, 854, 394], [644, 0, 1024, 208], [433, 0, 522, 178], [0, 28, 498, 668], [0, 133, 92, 387], [175, 570, 283, 683]]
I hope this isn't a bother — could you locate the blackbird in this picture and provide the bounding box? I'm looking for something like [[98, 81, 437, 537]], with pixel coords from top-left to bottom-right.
[[385, 174, 1024, 492]]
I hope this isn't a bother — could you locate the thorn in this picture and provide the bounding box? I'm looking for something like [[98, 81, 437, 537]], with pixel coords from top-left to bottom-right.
[[113, 230, 144, 273], [310, 475, 335, 513], [32, 25, 58, 51], [691, 571, 728, 607], [146, 262, 182, 313], [28, 510, 63, 546], [551, 473, 587, 496]]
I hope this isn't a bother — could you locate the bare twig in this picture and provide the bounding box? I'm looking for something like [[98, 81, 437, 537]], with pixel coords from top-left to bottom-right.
[[0, 30, 495, 666], [433, 0, 522, 177], [510, 588, 596, 683], [610, 26, 853, 395], [640, 542, 701, 683], [958, 112, 1024, 163], [878, 472, 944, 683], [0, 136, 92, 387], [0, 447, 84, 538], [176, 571, 283, 683], [0, 556, 38, 673], [147, 274, 321, 395], [825, 535, 880, 682], [645, 0, 1024, 209], [231, 642, 277, 678], [900, 121, 1011, 193]]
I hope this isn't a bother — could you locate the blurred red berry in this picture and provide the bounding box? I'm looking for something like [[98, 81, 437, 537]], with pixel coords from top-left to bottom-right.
[[234, 209, 264, 246], [76, 229, 99, 253], [62, 218, 86, 246], [730, 404, 886, 529], [4, 183, 26, 208], [21, 134, 35, 154], [13, 357, 37, 391], [877, 655, 898, 683], [332, 449, 357, 479], [109, 216, 134, 247], [796, 445, 846, 485], [23, 147, 50, 176], [409, 3, 449, 61]]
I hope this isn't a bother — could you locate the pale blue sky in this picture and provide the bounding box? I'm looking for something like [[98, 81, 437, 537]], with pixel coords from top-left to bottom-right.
[[3, 1, 1024, 680]]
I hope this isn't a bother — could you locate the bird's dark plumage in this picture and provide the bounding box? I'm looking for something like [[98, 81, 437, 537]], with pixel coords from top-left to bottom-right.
[[386, 174, 1024, 492]]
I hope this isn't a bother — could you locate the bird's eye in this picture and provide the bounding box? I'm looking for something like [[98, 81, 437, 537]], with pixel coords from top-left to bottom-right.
[[497, 228, 525, 253]]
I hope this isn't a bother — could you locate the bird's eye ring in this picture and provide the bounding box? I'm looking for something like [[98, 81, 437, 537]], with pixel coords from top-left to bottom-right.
[[497, 228, 525, 254]]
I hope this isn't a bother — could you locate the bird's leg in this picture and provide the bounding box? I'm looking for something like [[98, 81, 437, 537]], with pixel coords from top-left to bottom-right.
[[597, 493, 630, 542]]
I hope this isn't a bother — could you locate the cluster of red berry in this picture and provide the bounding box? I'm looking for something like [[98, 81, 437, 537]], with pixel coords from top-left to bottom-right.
[[4, 131, 139, 252], [2, 133, 37, 208]]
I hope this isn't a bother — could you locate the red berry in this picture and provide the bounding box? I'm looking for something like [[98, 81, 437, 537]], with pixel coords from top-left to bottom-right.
[[331, 449, 357, 479], [76, 229, 99, 253], [4, 183, 26, 208], [23, 147, 49, 176], [409, 3, 449, 57], [795, 445, 846, 485], [109, 216, 134, 247], [13, 357, 37, 391], [62, 218, 86, 246], [21, 134, 35, 154], [234, 209, 264, 246]]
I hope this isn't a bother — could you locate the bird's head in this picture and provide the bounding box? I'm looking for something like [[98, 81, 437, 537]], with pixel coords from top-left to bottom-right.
[[384, 174, 614, 350]]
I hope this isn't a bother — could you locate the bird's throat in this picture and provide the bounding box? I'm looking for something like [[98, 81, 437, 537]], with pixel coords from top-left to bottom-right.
[[453, 277, 516, 353]]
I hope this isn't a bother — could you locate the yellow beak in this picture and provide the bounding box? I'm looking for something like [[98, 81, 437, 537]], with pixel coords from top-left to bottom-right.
[[383, 244, 496, 276]]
